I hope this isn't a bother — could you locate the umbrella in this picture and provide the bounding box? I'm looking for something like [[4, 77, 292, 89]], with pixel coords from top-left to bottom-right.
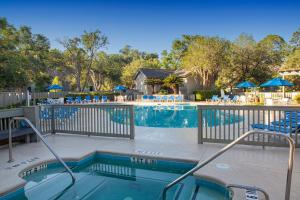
[[236, 81, 256, 88], [260, 77, 293, 87], [260, 77, 294, 98], [47, 84, 63, 90], [114, 85, 126, 91]]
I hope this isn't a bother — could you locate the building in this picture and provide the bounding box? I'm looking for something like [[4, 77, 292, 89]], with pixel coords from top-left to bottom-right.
[[133, 68, 202, 98], [133, 68, 173, 95]]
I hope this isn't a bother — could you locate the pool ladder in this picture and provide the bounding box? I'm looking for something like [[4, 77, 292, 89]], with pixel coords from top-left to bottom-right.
[[162, 130, 295, 200], [7, 117, 76, 183]]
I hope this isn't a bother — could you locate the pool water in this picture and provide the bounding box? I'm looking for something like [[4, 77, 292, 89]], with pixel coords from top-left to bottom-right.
[[1, 153, 231, 200], [133, 105, 242, 128]]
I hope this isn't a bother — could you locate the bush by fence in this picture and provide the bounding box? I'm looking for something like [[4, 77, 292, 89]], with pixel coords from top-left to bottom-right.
[[193, 90, 220, 101]]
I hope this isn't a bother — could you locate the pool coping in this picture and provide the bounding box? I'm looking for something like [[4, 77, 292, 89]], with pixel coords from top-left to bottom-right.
[[1, 149, 231, 198]]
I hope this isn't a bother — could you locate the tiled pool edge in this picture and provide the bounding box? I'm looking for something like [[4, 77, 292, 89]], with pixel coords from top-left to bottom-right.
[[0, 150, 232, 199]]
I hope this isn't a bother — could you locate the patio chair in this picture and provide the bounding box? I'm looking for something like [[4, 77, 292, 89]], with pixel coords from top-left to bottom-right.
[[66, 96, 74, 104], [75, 96, 82, 104], [148, 96, 154, 101], [161, 95, 168, 102], [231, 95, 239, 104], [84, 95, 92, 103], [102, 96, 108, 102], [155, 95, 161, 102], [210, 95, 220, 103], [168, 95, 175, 102], [175, 95, 183, 102], [93, 95, 100, 102], [222, 95, 230, 103], [142, 95, 148, 101]]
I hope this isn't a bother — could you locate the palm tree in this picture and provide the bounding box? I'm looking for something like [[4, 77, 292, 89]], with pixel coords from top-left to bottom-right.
[[144, 78, 163, 94], [163, 74, 183, 94]]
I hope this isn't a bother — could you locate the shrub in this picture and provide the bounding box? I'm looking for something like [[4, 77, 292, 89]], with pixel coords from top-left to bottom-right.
[[294, 94, 300, 104], [157, 89, 169, 95], [193, 90, 220, 101]]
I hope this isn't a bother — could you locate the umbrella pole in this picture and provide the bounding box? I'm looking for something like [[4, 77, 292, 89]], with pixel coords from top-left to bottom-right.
[[283, 86, 285, 98]]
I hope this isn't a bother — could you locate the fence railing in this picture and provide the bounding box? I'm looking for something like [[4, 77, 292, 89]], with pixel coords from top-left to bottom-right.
[[39, 104, 135, 139], [0, 92, 27, 108], [0, 108, 24, 132], [198, 105, 300, 147]]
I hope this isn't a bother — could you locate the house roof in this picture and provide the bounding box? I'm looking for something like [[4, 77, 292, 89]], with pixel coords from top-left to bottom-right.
[[134, 68, 174, 80]]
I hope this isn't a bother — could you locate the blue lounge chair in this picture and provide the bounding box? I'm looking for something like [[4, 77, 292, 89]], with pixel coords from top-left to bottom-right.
[[93, 95, 100, 102], [85, 95, 91, 103], [169, 95, 175, 102], [75, 96, 82, 104], [223, 95, 230, 102], [155, 96, 161, 102], [148, 96, 154, 101], [211, 95, 220, 102], [102, 96, 108, 102], [231, 95, 239, 103], [66, 97, 73, 104], [175, 95, 183, 102], [142, 95, 148, 101], [161, 96, 168, 102]]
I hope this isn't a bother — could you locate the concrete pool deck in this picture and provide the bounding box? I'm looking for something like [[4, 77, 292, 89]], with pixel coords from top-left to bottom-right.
[[0, 127, 299, 200]]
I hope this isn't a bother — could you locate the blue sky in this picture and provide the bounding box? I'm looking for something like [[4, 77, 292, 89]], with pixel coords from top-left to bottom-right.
[[1, 0, 300, 54]]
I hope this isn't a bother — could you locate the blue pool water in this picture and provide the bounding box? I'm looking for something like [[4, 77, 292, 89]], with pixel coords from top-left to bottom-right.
[[134, 105, 243, 128], [1, 153, 231, 200]]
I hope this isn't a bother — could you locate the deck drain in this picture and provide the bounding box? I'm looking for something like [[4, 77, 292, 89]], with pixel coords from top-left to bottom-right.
[[216, 163, 230, 169], [134, 149, 161, 156]]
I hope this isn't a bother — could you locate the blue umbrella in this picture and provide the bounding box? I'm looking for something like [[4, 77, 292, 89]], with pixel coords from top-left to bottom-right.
[[47, 84, 63, 90], [260, 78, 294, 87], [236, 81, 256, 88], [114, 85, 126, 91]]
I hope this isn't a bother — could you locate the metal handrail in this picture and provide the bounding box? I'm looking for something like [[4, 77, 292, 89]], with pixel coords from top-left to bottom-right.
[[162, 130, 295, 200], [227, 184, 270, 200], [8, 117, 76, 183]]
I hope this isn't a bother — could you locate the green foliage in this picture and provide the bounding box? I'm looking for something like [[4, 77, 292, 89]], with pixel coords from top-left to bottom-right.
[[290, 28, 300, 49], [163, 74, 183, 94], [294, 94, 300, 104], [182, 36, 230, 89], [157, 88, 169, 95], [282, 49, 300, 70], [193, 90, 220, 101]]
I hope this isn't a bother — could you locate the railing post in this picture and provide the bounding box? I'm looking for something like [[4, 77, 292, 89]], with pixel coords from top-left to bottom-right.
[[198, 105, 203, 144], [129, 105, 135, 139], [23, 106, 41, 141], [51, 105, 55, 134], [8, 118, 13, 162]]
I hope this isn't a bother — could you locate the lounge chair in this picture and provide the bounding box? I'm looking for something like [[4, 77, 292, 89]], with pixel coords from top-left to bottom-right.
[[210, 95, 220, 103], [231, 95, 239, 103], [168, 95, 175, 102], [161, 96, 168, 102], [155, 96, 161, 102], [175, 95, 183, 102], [75, 96, 82, 104], [66, 96, 74, 104], [93, 95, 100, 102], [222, 95, 230, 103], [84, 95, 91, 103], [142, 95, 148, 101], [148, 96, 154, 101], [102, 96, 108, 102]]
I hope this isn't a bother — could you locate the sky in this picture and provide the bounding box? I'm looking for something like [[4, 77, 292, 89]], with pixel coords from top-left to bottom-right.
[[1, 0, 300, 54]]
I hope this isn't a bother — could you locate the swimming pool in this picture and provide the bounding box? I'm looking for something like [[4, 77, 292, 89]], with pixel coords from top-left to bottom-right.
[[1, 153, 231, 200], [133, 105, 243, 128]]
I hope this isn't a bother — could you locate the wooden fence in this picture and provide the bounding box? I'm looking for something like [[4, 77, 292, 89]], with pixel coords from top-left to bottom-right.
[[198, 105, 300, 147]]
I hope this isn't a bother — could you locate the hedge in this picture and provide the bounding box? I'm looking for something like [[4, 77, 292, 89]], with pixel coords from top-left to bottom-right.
[[193, 90, 220, 101]]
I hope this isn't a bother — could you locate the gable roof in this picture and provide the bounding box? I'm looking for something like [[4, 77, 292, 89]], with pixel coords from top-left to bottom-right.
[[134, 68, 174, 80]]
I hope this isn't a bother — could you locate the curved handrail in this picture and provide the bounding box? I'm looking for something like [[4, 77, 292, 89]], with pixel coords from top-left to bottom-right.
[[8, 117, 76, 183], [162, 130, 295, 200], [227, 184, 270, 200]]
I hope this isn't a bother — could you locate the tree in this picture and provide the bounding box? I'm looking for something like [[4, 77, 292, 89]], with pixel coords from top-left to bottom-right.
[[290, 28, 300, 49], [163, 74, 183, 94], [81, 30, 108, 90], [282, 49, 300, 70], [182, 36, 230, 89], [144, 78, 162, 94]]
